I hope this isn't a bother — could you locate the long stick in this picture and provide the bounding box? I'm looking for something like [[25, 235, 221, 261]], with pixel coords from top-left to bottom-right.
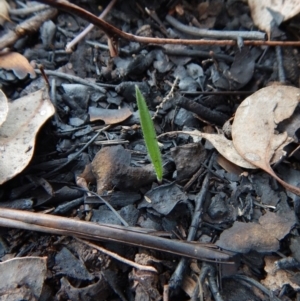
[[0, 208, 232, 262], [33, 0, 300, 47]]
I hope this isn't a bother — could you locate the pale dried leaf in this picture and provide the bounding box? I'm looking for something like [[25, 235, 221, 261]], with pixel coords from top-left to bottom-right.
[[262, 256, 300, 291], [216, 211, 296, 253], [89, 107, 132, 124], [0, 89, 8, 127], [0, 0, 9, 25], [248, 0, 300, 37], [0, 89, 55, 184], [0, 257, 47, 299], [0, 52, 36, 80], [232, 85, 300, 195], [159, 130, 257, 169]]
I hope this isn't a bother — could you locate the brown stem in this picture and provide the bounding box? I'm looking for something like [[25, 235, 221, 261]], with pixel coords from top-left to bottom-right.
[[33, 0, 300, 47], [0, 208, 232, 262]]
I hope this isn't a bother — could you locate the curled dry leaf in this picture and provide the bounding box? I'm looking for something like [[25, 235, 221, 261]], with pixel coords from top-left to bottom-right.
[[248, 0, 300, 38], [0, 89, 55, 184], [0, 52, 36, 80], [91, 145, 156, 194], [88, 106, 132, 124], [232, 85, 300, 195], [0, 89, 8, 127]]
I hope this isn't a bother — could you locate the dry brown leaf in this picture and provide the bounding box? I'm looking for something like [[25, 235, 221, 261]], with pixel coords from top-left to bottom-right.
[[159, 130, 257, 169], [232, 85, 300, 195], [88, 107, 132, 124], [0, 89, 8, 127], [0, 52, 36, 80], [216, 211, 296, 253], [262, 256, 300, 291], [248, 0, 300, 38], [0, 89, 55, 184], [0, 0, 9, 25]]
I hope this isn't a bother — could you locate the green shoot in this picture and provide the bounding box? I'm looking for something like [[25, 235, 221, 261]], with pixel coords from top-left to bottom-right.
[[135, 85, 163, 183]]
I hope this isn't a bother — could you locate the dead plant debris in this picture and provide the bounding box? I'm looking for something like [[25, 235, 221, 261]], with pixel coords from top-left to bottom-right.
[[1, 0, 300, 300]]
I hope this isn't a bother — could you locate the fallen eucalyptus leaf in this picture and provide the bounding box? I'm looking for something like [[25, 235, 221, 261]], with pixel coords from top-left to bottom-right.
[[232, 85, 300, 195], [0, 89, 8, 127], [159, 130, 257, 169], [248, 0, 300, 37], [0, 89, 55, 184], [89, 106, 132, 124]]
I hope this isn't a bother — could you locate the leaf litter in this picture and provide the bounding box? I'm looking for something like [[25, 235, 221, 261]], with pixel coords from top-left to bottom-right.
[[262, 256, 300, 291], [0, 89, 55, 184], [216, 210, 296, 253], [232, 85, 300, 195], [2, 1, 300, 300], [0, 52, 36, 80], [248, 0, 300, 37], [159, 129, 258, 169], [161, 85, 300, 195]]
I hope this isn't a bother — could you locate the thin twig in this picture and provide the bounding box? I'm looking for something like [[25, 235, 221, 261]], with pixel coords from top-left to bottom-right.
[[145, 7, 169, 37], [34, 69, 110, 92], [165, 15, 266, 40], [9, 4, 49, 15], [153, 76, 179, 120], [33, 0, 300, 48], [75, 188, 129, 227], [233, 274, 282, 301], [85, 40, 131, 54], [163, 284, 169, 301], [183, 165, 205, 191], [163, 48, 273, 72], [169, 155, 214, 290], [44, 126, 111, 178], [65, 0, 117, 53], [76, 237, 158, 272], [0, 8, 57, 50], [180, 90, 253, 95], [206, 263, 224, 301], [276, 46, 286, 83]]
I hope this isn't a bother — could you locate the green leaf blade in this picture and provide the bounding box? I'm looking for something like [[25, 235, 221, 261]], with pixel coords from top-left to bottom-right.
[[135, 85, 163, 182]]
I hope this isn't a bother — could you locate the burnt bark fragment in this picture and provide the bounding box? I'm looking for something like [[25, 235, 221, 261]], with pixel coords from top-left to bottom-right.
[[176, 96, 230, 126]]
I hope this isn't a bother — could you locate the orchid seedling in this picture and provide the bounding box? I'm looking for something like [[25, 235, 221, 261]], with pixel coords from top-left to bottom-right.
[[135, 85, 163, 183]]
